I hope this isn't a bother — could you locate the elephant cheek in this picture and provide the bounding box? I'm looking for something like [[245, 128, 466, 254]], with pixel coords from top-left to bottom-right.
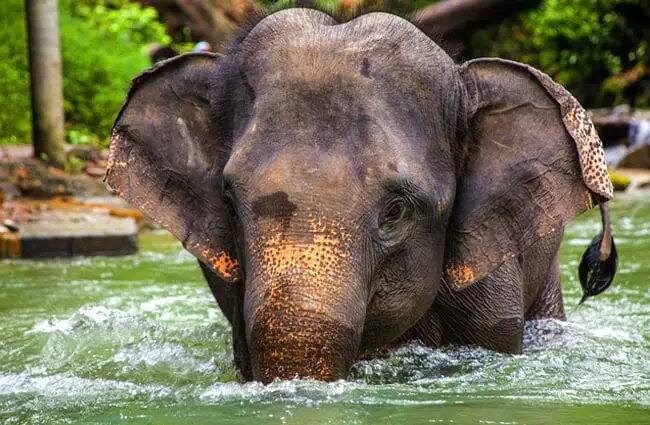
[[244, 225, 366, 383]]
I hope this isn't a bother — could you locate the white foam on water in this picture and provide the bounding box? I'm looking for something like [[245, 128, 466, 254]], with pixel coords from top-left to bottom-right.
[[199, 379, 361, 405], [135, 249, 195, 265], [140, 295, 189, 312], [565, 238, 594, 246], [0, 372, 170, 398], [111, 343, 217, 375], [27, 317, 75, 335], [26, 306, 139, 336]]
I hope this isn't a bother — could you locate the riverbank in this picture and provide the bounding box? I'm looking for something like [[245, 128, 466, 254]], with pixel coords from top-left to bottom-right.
[[0, 145, 143, 259]]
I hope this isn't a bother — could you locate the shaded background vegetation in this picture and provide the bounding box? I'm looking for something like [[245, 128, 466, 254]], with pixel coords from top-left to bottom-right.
[[0, 0, 169, 146], [469, 0, 650, 108], [1, 0, 648, 146]]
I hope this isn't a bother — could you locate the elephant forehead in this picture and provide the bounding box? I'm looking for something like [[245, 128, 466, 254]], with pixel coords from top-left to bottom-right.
[[238, 11, 456, 94], [250, 154, 354, 194], [226, 106, 437, 197]]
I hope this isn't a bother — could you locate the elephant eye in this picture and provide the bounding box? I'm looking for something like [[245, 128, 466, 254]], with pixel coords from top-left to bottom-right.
[[380, 199, 408, 228]]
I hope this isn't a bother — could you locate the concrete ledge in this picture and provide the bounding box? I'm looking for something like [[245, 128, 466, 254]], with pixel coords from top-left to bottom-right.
[[0, 198, 140, 259], [14, 234, 138, 258]]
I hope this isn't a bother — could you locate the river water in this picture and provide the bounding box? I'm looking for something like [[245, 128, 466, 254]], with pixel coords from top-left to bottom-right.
[[1, 196, 649, 424]]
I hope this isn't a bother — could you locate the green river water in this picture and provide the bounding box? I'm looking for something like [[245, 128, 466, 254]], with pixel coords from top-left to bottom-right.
[[1, 196, 649, 425]]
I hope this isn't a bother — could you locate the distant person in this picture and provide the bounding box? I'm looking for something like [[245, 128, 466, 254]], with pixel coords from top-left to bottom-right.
[[148, 43, 178, 64], [193, 41, 212, 53]]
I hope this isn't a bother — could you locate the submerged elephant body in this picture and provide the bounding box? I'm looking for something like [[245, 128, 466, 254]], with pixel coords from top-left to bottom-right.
[[107, 9, 615, 383]]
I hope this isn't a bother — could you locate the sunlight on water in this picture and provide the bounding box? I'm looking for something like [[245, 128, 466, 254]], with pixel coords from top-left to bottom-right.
[[0, 197, 649, 424]]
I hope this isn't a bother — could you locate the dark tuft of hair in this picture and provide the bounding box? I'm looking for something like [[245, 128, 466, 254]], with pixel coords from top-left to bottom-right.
[[578, 232, 618, 304]]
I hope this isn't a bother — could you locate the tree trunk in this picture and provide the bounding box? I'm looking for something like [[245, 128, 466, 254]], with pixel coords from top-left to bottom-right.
[[415, 0, 542, 38], [26, 0, 66, 169]]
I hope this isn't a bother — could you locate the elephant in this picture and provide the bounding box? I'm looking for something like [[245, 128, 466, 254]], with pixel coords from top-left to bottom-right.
[[106, 8, 617, 384]]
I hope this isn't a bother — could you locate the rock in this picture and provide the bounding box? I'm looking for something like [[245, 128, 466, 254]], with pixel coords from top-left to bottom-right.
[[83, 166, 106, 178], [616, 144, 650, 169], [0, 182, 21, 201], [590, 107, 650, 148], [3, 219, 19, 232], [0, 159, 108, 198], [66, 146, 96, 162], [0, 199, 139, 259]]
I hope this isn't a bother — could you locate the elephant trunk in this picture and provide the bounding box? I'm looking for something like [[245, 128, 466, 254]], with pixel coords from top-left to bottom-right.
[[243, 219, 366, 383], [248, 299, 364, 383]]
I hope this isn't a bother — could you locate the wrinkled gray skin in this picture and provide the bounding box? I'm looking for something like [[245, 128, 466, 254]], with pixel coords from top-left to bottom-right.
[[107, 9, 612, 384]]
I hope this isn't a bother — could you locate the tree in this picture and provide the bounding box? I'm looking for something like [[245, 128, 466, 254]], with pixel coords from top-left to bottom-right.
[[415, 0, 542, 38], [25, 0, 66, 169]]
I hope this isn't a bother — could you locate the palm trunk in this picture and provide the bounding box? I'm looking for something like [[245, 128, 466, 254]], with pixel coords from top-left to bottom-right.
[[26, 0, 66, 169]]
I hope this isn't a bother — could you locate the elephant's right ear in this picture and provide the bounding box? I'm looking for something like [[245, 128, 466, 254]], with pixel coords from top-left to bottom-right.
[[106, 53, 241, 282]]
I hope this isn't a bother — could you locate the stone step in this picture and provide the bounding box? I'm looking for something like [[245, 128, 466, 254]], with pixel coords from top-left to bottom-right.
[[0, 199, 139, 259]]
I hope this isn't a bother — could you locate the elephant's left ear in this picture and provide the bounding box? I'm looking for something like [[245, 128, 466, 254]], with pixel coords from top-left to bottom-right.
[[444, 58, 613, 291]]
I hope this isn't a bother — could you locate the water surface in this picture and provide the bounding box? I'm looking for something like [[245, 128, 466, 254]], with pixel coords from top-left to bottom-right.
[[1, 196, 649, 424]]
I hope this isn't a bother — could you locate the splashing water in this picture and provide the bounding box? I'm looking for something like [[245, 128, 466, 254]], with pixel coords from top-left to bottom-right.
[[1, 197, 649, 424]]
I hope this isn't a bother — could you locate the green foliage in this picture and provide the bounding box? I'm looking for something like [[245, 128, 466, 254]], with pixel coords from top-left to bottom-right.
[[0, 0, 169, 145], [58, 0, 164, 145], [469, 0, 650, 107], [66, 0, 170, 45], [0, 2, 31, 145], [257, 0, 340, 13], [609, 171, 631, 192]]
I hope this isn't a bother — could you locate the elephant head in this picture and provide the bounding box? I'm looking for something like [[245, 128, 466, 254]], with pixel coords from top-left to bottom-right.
[[106, 9, 613, 383]]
